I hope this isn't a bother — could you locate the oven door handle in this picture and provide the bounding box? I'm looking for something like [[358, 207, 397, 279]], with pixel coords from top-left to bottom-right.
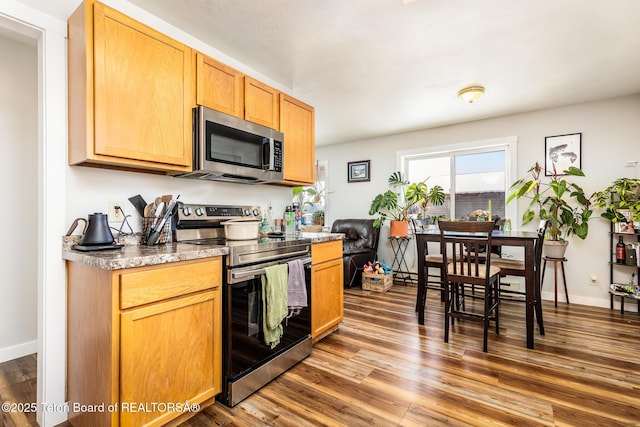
[[236, 248, 311, 265], [230, 256, 312, 280]]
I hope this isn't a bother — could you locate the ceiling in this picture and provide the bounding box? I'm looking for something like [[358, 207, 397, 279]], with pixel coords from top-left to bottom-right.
[[13, 0, 640, 146]]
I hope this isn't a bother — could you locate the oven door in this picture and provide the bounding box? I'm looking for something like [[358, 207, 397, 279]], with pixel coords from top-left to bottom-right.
[[220, 256, 312, 405]]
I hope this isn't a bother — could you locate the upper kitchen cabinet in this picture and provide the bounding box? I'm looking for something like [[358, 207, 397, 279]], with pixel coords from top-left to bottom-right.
[[280, 94, 315, 185], [196, 53, 244, 118], [68, 1, 194, 173], [244, 77, 280, 130]]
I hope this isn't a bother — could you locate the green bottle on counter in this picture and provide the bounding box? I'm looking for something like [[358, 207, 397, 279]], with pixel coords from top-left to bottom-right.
[[284, 206, 295, 235]]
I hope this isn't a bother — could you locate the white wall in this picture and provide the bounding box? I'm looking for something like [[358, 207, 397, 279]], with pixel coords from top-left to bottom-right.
[[0, 35, 38, 362], [318, 94, 640, 308], [66, 167, 291, 230]]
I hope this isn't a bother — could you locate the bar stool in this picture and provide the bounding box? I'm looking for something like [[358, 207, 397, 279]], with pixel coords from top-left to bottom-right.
[[541, 256, 569, 307]]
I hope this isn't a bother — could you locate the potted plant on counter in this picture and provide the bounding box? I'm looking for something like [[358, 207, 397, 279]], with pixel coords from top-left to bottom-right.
[[507, 162, 594, 258], [369, 171, 445, 237], [312, 210, 325, 226]]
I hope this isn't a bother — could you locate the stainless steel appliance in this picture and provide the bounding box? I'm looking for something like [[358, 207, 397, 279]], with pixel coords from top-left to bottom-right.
[[176, 203, 312, 407], [173, 106, 284, 184]]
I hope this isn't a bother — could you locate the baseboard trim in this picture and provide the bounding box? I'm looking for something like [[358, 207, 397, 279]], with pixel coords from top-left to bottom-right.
[[0, 340, 37, 363], [540, 292, 611, 309]]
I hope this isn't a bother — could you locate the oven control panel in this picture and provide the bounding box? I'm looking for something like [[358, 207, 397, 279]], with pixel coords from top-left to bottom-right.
[[177, 203, 261, 223]]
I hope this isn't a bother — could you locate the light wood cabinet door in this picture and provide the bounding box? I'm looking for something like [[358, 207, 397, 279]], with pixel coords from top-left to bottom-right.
[[279, 94, 315, 185], [120, 289, 221, 427], [244, 76, 280, 129], [311, 257, 344, 341], [196, 53, 244, 118], [68, 1, 194, 173]]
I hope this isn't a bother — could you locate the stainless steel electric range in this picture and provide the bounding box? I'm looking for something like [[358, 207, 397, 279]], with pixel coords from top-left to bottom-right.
[[175, 203, 312, 407]]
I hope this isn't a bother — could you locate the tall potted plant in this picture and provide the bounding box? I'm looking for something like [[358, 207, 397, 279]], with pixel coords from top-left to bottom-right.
[[507, 162, 593, 258], [369, 171, 445, 237]]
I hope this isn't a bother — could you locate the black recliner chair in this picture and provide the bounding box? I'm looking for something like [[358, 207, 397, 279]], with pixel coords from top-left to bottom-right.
[[330, 219, 380, 287]]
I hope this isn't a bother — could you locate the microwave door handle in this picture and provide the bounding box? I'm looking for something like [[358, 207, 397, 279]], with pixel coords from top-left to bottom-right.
[[263, 137, 275, 171]]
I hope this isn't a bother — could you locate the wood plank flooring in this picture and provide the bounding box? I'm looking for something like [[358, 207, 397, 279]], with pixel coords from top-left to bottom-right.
[[0, 353, 37, 427], [2, 285, 640, 426]]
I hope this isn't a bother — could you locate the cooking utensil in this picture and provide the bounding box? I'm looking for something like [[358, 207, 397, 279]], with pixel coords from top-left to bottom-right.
[[151, 201, 165, 228], [128, 194, 147, 217], [144, 202, 154, 218]]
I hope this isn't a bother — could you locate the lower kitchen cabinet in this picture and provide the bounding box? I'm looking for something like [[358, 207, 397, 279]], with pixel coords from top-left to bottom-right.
[[311, 240, 344, 342], [67, 257, 222, 427]]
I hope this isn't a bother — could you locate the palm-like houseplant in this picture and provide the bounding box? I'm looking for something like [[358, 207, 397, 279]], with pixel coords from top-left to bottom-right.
[[507, 162, 593, 256], [369, 171, 445, 236]]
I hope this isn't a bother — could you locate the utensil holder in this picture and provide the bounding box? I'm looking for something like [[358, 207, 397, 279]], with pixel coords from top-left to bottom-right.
[[142, 216, 172, 245]]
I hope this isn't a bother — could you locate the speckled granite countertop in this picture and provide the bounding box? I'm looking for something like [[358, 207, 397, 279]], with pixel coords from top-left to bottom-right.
[[300, 232, 344, 243], [62, 232, 344, 270], [61, 241, 229, 270]]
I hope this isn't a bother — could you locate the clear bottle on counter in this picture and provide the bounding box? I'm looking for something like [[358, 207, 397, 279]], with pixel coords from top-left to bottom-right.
[[284, 206, 295, 235]]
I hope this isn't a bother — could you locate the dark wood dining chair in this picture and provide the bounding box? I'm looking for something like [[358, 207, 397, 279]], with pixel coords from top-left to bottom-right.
[[412, 219, 445, 315], [439, 221, 501, 352], [492, 219, 548, 334]]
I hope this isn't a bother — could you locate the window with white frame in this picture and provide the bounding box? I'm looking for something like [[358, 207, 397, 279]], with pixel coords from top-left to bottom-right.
[[399, 137, 517, 224]]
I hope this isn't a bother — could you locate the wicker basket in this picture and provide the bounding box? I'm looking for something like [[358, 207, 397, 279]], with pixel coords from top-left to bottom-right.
[[362, 271, 393, 292]]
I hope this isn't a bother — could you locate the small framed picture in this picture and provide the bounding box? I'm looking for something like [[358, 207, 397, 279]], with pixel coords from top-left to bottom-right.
[[615, 210, 635, 233], [615, 222, 635, 234], [348, 160, 370, 183], [544, 133, 581, 176]]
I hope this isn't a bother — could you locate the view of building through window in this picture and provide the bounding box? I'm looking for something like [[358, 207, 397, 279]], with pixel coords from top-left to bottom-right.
[[403, 144, 511, 223]]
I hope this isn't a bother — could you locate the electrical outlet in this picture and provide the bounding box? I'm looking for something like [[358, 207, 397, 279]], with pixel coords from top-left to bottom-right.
[[108, 201, 125, 222]]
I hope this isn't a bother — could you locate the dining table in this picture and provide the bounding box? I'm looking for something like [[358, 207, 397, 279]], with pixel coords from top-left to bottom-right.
[[414, 228, 543, 349]]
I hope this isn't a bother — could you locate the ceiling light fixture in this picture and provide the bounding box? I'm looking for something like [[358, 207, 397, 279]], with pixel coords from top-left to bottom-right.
[[457, 86, 485, 103]]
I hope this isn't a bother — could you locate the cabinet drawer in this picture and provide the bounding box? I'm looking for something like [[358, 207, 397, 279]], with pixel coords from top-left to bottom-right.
[[312, 240, 342, 265], [120, 258, 221, 309]]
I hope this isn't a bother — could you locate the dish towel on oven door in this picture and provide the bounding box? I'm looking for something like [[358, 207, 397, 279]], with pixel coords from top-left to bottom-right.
[[287, 259, 307, 313], [261, 264, 289, 349]]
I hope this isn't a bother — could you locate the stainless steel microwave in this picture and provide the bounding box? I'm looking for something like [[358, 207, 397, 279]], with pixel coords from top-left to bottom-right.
[[173, 106, 284, 184]]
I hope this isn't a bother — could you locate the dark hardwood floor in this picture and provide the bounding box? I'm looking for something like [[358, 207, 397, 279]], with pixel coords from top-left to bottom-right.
[[2, 284, 640, 426]]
